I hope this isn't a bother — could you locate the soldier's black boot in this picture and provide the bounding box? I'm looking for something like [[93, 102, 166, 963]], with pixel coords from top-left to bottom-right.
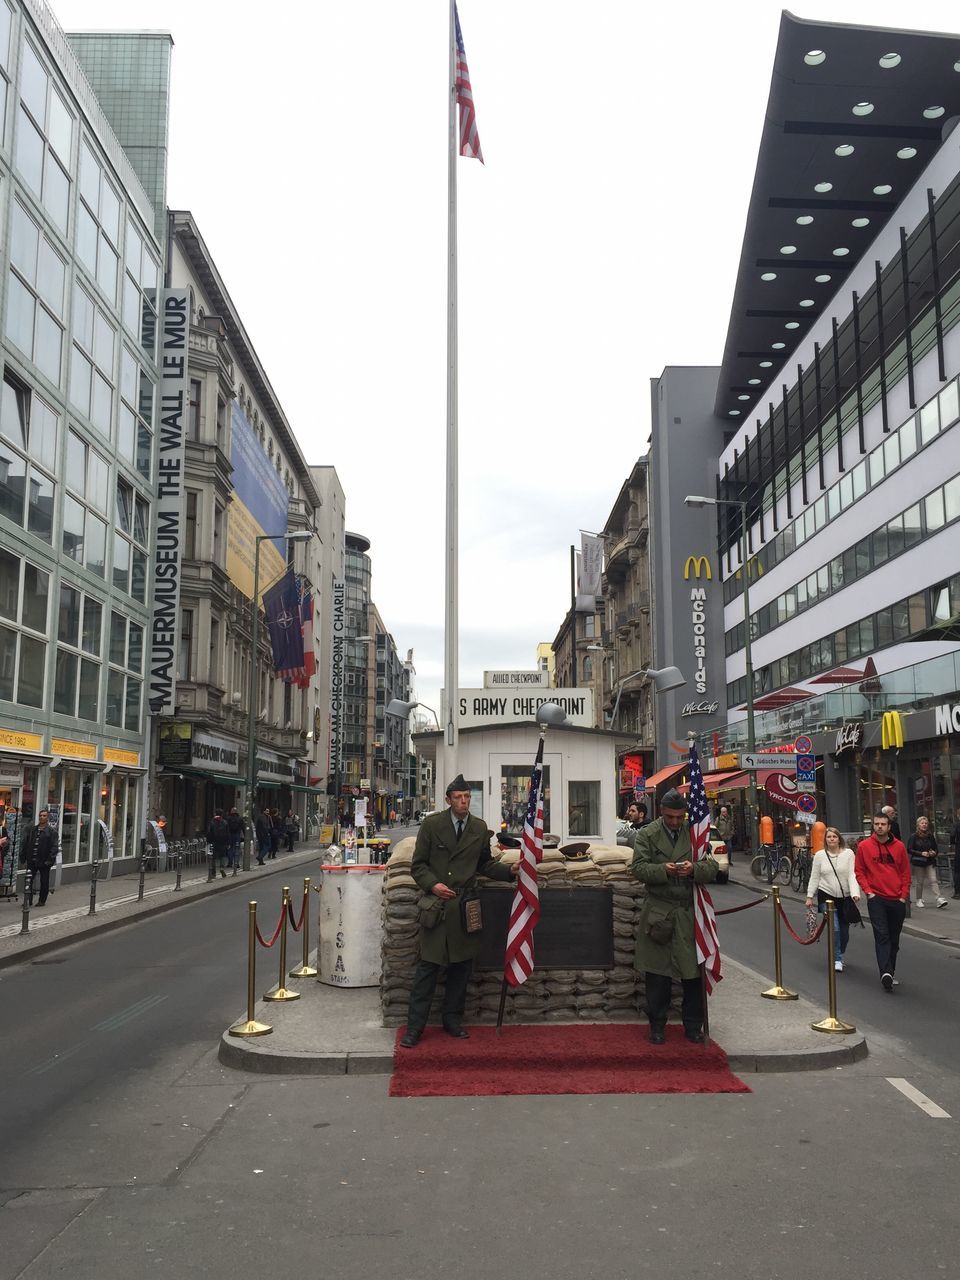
[[649, 1023, 666, 1045]]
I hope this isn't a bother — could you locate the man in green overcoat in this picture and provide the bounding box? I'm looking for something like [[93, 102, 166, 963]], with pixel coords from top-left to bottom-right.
[[632, 787, 718, 1044], [400, 774, 516, 1048]]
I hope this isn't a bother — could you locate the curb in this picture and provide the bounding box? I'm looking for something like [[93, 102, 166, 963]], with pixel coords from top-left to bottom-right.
[[218, 1031, 395, 1076], [0, 849, 321, 972], [727, 1035, 868, 1073]]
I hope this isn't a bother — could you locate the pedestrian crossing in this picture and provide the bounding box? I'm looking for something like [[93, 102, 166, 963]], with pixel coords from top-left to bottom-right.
[[0, 874, 208, 941]]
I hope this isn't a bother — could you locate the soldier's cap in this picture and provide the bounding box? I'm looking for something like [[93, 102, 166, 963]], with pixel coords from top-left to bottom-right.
[[660, 788, 687, 812], [446, 774, 470, 795], [496, 834, 521, 848]]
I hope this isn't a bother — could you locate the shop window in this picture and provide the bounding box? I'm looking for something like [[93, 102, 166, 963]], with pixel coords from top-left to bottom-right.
[[501, 765, 550, 833]]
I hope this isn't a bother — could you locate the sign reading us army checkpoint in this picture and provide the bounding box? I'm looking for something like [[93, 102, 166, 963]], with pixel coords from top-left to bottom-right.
[[456, 688, 594, 729]]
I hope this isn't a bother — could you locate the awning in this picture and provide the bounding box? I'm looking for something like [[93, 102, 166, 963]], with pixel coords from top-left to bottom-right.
[[740, 687, 813, 712], [170, 767, 245, 786], [678, 769, 742, 794], [288, 783, 326, 795], [643, 762, 685, 791]]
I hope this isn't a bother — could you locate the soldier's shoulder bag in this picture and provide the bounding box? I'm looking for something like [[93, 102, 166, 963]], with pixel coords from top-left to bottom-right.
[[417, 893, 446, 930]]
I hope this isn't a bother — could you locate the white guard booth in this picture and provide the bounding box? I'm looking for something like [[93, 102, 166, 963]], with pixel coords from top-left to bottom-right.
[[317, 864, 385, 987]]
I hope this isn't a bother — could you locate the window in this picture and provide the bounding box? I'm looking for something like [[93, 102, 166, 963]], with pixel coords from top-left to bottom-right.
[[184, 489, 199, 559], [501, 764, 550, 832], [118, 345, 153, 481], [70, 284, 116, 438], [62, 429, 108, 575], [179, 609, 194, 682], [76, 138, 120, 302], [213, 502, 224, 568], [0, 548, 47, 705], [188, 379, 201, 440], [7, 200, 66, 384], [105, 611, 142, 731], [0, 377, 58, 544], [15, 42, 71, 233], [568, 781, 600, 836], [122, 215, 158, 356], [55, 583, 101, 719], [0, 5, 13, 144], [113, 477, 149, 602], [584, 614, 596, 638], [582, 655, 593, 682]]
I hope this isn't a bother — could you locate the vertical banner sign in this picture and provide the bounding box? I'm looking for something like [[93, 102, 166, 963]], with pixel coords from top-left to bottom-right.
[[149, 290, 189, 714], [329, 581, 346, 784]]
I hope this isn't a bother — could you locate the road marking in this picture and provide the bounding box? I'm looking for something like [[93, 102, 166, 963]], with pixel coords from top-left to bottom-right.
[[94, 992, 169, 1032], [25, 1039, 91, 1076], [886, 1078, 952, 1118]]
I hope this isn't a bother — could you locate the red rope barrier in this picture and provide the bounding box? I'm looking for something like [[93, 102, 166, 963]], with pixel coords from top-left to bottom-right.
[[777, 900, 827, 945], [255, 905, 286, 949], [287, 897, 305, 932], [716, 894, 769, 916]]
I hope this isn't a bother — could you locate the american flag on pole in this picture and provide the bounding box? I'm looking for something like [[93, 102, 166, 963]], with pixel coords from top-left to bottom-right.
[[687, 740, 722, 991], [503, 736, 544, 986], [455, 6, 484, 162]]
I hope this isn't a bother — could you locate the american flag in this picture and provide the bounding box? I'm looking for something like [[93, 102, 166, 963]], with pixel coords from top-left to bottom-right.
[[688, 740, 722, 991], [504, 736, 544, 986], [455, 6, 484, 163]]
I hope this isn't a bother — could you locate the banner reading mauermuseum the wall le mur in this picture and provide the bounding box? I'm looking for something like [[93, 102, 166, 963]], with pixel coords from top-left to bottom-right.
[[328, 581, 346, 784], [148, 289, 189, 715]]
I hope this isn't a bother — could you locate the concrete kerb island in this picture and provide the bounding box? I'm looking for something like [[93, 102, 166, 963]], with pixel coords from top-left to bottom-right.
[[219, 838, 868, 1076]]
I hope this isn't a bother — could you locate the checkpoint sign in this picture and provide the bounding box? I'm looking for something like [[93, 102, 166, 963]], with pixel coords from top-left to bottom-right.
[[797, 793, 817, 814]]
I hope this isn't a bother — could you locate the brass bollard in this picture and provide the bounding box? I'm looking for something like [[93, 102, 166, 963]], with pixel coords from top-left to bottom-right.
[[289, 878, 318, 978], [761, 887, 799, 1000], [263, 886, 301, 1002], [812, 900, 856, 1034], [229, 901, 272, 1037]]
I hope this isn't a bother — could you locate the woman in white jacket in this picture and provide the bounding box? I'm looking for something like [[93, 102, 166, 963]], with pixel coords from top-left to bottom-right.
[[805, 826, 861, 972]]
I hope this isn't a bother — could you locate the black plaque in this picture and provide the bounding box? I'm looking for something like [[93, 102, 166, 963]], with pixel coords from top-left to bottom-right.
[[475, 885, 614, 970]]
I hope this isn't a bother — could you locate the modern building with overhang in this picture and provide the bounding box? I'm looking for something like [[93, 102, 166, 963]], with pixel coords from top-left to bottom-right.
[[694, 12, 960, 839]]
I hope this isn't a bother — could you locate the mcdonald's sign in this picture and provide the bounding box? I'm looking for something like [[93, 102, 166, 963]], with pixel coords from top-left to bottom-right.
[[683, 554, 712, 580], [881, 710, 904, 750]]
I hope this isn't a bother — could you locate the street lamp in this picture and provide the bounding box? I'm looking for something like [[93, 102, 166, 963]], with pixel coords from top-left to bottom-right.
[[609, 666, 685, 731], [385, 698, 441, 729], [684, 493, 758, 848], [243, 530, 312, 871]]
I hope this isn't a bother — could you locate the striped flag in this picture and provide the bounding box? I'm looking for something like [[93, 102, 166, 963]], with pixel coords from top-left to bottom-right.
[[504, 736, 544, 986], [455, 6, 484, 162], [687, 740, 723, 991]]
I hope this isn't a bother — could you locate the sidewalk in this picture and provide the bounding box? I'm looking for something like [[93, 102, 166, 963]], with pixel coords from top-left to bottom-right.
[[0, 843, 325, 970], [218, 952, 868, 1079], [734, 866, 960, 950]]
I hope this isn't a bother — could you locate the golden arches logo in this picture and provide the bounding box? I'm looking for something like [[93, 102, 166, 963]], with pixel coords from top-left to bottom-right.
[[881, 711, 904, 750], [682, 555, 712, 580]]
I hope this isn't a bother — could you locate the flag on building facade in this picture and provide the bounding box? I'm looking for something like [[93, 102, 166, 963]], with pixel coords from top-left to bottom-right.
[[273, 576, 317, 689], [504, 736, 544, 986], [455, 5, 483, 162], [263, 570, 304, 678], [687, 740, 722, 991]]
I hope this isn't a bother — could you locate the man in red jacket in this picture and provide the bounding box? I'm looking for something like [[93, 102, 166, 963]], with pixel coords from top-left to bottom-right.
[[855, 811, 911, 991]]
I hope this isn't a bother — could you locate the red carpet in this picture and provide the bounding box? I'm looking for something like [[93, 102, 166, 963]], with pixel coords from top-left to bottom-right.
[[389, 1024, 750, 1097]]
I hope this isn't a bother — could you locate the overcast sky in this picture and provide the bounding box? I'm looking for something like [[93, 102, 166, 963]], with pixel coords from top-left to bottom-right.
[[53, 0, 960, 714]]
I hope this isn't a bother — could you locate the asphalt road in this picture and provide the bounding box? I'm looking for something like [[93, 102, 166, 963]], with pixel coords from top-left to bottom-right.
[[1, 842, 958, 1280]]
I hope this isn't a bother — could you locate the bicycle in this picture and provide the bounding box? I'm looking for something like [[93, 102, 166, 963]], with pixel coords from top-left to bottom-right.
[[791, 844, 812, 894], [751, 842, 792, 885]]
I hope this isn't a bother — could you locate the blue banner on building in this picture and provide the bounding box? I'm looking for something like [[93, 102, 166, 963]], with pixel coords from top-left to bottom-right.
[[263, 570, 304, 675]]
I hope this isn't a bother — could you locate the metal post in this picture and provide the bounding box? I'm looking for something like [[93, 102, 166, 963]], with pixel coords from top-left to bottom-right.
[[739, 498, 759, 854], [244, 536, 263, 873], [19, 871, 32, 934], [207, 844, 215, 882], [228, 901, 272, 1037], [88, 860, 100, 915], [761, 887, 798, 1000], [263, 886, 300, 1001], [289, 877, 317, 977], [812, 901, 856, 1033], [174, 851, 183, 891], [138, 853, 146, 902]]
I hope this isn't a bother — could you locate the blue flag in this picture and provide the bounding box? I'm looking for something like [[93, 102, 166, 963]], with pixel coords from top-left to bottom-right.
[[263, 570, 304, 676]]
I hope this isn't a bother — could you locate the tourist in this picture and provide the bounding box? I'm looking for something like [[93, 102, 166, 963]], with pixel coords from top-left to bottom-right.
[[805, 826, 860, 971]]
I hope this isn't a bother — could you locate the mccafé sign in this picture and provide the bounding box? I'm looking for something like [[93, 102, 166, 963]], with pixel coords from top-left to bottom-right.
[[835, 722, 862, 754]]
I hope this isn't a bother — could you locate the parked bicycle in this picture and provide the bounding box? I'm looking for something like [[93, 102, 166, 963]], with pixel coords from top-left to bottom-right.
[[751, 842, 792, 885], [791, 844, 812, 894]]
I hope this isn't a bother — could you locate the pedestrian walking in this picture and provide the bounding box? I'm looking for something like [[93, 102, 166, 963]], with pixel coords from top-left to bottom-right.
[[226, 807, 245, 870], [207, 809, 231, 878], [400, 774, 517, 1048], [881, 803, 902, 841], [805, 827, 861, 971], [283, 809, 299, 852], [21, 809, 58, 906], [907, 815, 947, 908], [631, 787, 719, 1044], [254, 809, 271, 865], [951, 809, 960, 899], [268, 809, 281, 859], [855, 811, 911, 991]]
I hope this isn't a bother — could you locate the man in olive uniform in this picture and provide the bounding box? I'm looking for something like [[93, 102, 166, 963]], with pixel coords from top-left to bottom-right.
[[632, 788, 718, 1045], [401, 775, 517, 1048]]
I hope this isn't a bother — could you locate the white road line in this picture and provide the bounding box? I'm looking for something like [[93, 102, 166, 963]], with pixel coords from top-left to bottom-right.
[[0, 875, 207, 940], [886, 1078, 952, 1118]]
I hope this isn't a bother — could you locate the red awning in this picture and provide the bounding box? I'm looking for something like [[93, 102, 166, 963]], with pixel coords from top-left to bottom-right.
[[677, 769, 742, 795], [810, 665, 866, 684], [643, 762, 685, 790], [740, 686, 814, 712]]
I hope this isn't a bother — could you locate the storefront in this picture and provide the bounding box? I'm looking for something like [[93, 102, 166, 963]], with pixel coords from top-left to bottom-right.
[[155, 725, 245, 837]]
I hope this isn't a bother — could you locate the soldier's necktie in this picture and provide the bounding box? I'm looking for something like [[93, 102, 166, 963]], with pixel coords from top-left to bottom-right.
[[456, 820, 463, 841]]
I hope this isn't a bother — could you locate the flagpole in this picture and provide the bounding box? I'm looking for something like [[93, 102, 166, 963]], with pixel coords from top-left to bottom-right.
[[444, 0, 459, 771]]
